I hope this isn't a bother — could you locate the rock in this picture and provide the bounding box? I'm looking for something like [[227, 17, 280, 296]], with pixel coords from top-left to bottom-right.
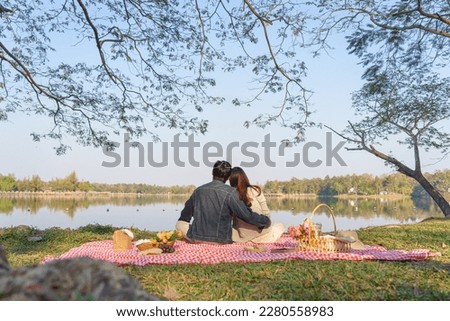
[[27, 236, 43, 242], [0, 246, 161, 300], [15, 225, 33, 232]]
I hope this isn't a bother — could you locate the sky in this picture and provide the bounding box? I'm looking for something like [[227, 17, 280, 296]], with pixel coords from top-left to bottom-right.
[[1, 12, 449, 187]]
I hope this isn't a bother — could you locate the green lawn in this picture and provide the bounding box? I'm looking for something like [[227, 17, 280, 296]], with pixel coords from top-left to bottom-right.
[[1, 219, 449, 300]]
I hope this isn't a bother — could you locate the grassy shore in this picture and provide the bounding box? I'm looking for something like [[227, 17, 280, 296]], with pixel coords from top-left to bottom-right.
[[1, 219, 449, 300]]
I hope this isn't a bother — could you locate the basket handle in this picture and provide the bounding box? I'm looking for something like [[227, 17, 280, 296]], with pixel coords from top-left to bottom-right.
[[310, 203, 337, 236]]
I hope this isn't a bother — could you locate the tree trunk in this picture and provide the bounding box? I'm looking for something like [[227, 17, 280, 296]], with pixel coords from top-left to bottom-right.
[[413, 172, 450, 218], [364, 145, 450, 217]]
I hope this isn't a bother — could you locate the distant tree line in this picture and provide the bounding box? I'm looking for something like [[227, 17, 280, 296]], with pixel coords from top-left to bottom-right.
[[0, 170, 449, 200], [0, 171, 195, 195], [263, 170, 450, 199]]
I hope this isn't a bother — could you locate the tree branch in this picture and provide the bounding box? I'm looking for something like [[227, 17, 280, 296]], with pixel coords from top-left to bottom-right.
[[417, 0, 450, 26], [367, 8, 449, 38], [242, 0, 311, 130], [75, 0, 122, 85]]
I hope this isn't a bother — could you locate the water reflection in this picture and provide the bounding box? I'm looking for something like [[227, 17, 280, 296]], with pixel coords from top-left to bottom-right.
[[0, 194, 442, 231], [267, 196, 438, 221], [0, 194, 187, 217], [266, 197, 439, 232]]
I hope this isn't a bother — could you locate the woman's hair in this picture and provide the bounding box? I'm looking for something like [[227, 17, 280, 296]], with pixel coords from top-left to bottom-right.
[[229, 167, 261, 207], [212, 160, 232, 182]]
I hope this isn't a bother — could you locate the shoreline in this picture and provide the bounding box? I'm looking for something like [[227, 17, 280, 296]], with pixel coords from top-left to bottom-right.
[[332, 193, 409, 200], [265, 193, 410, 199], [0, 191, 190, 198], [0, 191, 411, 200]]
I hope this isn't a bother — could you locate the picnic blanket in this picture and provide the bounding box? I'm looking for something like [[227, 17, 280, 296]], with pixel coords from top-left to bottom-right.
[[41, 235, 441, 266]]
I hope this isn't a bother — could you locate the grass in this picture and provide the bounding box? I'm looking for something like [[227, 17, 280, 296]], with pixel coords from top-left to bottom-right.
[[0, 219, 449, 300]]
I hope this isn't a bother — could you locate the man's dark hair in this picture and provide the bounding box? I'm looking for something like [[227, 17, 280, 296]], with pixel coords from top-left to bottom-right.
[[212, 160, 232, 182]]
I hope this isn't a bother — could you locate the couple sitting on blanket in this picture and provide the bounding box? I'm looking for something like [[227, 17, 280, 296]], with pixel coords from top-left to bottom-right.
[[175, 160, 285, 244]]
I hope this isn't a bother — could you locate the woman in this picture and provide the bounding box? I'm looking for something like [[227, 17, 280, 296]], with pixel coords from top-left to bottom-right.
[[229, 167, 285, 243]]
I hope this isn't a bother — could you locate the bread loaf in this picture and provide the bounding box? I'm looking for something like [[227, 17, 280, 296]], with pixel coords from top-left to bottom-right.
[[113, 229, 133, 251]]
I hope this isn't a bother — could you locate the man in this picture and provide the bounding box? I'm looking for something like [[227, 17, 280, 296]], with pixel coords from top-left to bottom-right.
[[175, 160, 271, 243]]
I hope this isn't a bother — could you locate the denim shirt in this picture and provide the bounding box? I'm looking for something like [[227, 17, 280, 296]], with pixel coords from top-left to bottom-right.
[[178, 179, 271, 243]]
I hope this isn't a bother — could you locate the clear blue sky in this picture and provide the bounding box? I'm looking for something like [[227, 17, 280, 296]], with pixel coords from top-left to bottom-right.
[[0, 26, 448, 186]]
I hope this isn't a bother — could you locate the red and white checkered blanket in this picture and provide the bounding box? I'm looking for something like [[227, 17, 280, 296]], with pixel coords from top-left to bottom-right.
[[41, 235, 440, 266]]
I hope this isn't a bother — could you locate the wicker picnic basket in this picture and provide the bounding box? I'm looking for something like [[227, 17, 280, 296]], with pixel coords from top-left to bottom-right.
[[294, 204, 351, 253]]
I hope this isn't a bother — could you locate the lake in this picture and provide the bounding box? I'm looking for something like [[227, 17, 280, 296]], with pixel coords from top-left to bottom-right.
[[0, 194, 443, 232]]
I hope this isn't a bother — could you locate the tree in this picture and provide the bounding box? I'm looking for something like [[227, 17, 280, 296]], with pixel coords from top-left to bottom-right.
[[29, 175, 45, 192], [0, 173, 16, 191], [63, 171, 79, 192], [77, 180, 93, 192], [0, 0, 315, 154], [412, 170, 450, 200], [328, 70, 450, 217], [312, 1, 450, 74], [16, 174, 45, 192], [313, 0, 450, 216]]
